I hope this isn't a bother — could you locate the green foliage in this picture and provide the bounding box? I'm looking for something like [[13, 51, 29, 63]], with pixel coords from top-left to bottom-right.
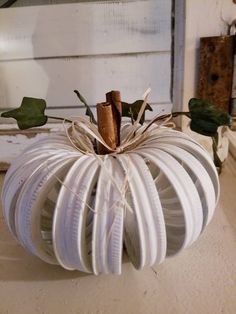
[[1, 93, 232, 157], [74, 91, 152, 125], [1, 97, 47, 130], [188, 98, 231, 136], [74, 90, 97, 124], [122, 100, 153, 125]]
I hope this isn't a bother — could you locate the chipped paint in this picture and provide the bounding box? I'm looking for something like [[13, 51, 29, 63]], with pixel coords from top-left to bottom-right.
[[0, 123, 63, 166], [0, 128, 51, 139]]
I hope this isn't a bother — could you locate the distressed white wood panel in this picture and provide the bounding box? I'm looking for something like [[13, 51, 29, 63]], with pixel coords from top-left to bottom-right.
[[1, 0, 152, 6], [0, 98, 172, 168], [0, 1, 171, 61], [0, 102, 172, 125], [45, 102, 172, 120], [0, 53, 171, 110], [0, 0, 95, 6], [0, 123, 63, 169], [0, 0, 173, 164]]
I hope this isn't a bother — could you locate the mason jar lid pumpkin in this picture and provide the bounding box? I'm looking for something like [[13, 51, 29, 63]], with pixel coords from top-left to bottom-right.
[[1, 89, 221, 275]]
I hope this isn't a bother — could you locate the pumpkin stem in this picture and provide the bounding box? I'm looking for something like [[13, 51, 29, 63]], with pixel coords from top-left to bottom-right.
[[96, 91, 122, 154]]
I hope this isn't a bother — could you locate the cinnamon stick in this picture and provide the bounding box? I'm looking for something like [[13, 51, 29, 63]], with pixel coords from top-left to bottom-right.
[[97, 102, 117, 154], [106, 91, 122, 146]]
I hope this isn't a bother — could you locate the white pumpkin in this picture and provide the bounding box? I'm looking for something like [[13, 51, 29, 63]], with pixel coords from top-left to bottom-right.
[[1, 122, 219, 275]]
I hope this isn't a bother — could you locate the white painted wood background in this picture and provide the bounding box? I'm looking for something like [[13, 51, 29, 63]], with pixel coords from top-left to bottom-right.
[[0, 0, 173, 167], [0, 0, 172, 115], [0, 0, 99, 5]]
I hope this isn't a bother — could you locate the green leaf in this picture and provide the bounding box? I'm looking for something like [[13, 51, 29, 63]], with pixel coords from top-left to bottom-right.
[[122, 100, 153, 125], [74, 90, 97, 124], [188, 98, 231, 136], [1, 97, 48, 130]]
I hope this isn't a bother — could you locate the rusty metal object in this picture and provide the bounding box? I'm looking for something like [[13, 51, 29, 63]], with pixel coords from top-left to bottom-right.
[[197, 36, 235, 112]]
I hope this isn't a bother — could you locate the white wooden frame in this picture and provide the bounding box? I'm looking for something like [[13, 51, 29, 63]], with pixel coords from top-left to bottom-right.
[[0, 0, 186, 169]]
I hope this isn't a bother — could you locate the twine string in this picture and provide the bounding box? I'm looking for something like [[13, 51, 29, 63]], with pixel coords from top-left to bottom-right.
[[40, 90, 175, 241]]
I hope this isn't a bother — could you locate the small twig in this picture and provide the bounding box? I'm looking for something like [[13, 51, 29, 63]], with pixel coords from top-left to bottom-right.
[[74, 90, 97, 124], [47, 115, 72, 123], [172, 111, 191, 118], [106, 90, 122, 146], [128, 108, 134, 125]]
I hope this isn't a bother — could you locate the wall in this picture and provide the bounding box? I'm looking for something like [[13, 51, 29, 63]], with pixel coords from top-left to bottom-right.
[[183, 0, 236, 111], [182, 0, 236, 159]]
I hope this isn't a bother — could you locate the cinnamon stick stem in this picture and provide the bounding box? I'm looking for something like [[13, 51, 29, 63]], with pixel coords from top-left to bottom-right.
[[97, 102, 117, 154], [106, 90, 122, 146], [96, 90, 122, 155]]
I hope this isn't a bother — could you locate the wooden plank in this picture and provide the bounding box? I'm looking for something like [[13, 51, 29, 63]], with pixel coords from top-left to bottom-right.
[[0, 131, 51, 166], [2, 0, 99, 6], [0, 123, 62, 166], [197, 36, 234, 112], [0, 102, 172, 125], [172, 0, 185, 121], [0, 0, 173, 163], [45, 102, 173, 120], [0, 53, 171, 109], [0, 1, 171, 61]]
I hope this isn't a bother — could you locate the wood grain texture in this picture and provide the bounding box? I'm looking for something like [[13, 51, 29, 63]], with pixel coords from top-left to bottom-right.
[[0, 1, 171, 60], [0, 53, 171, 109], [0, 123, 62, 165], [0, 0, 173, 162], [0, 0, 157, 7], [0, 100, 172, 164], [197, 36, 234, 112], [0, 103, 172, 125], [0, 0, 97, 6], [173, 0, 185, 117]]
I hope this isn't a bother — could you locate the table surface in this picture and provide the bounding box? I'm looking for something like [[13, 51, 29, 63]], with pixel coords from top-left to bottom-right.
[[0, 155, 236, 314]]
